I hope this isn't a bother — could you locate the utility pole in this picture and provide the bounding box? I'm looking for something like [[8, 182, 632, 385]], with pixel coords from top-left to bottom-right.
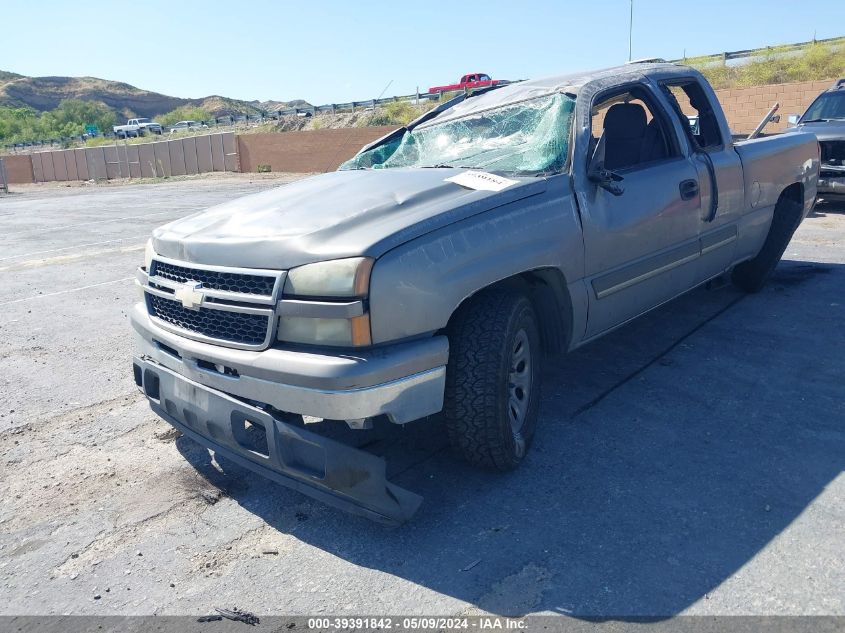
[[628, 0, 633, 61]]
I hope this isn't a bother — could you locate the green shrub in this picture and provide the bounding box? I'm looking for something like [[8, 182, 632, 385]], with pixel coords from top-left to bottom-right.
[[0, 99, 116, 144], [689, 42, 845, 90], [359, 99, 438, 127], [257, 164, 271, 173]]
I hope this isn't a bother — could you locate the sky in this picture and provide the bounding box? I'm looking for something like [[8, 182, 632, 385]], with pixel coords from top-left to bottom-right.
[[1, 0, 843, 106]]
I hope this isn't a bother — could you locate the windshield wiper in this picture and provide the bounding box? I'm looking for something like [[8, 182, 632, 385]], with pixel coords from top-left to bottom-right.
[[421, 164, 459, 169], [800, 118, 831, 123]]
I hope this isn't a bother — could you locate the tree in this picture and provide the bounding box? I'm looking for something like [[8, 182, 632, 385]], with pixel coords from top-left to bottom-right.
[[0, 99, 117, 142], [47, 99, 116, 136]]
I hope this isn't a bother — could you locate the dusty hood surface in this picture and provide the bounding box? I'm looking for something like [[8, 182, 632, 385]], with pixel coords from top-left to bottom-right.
[[152, 169, 546, 269], [788, 120, 845, 142]]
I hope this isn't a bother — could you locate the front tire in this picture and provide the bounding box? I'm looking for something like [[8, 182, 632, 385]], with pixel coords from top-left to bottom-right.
[[443, 289, 542, 471], [732, 193, 803, 293]]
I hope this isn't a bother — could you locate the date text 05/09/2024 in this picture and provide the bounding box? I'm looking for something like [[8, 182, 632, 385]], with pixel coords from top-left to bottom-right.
[[306, 616, 527, 630]]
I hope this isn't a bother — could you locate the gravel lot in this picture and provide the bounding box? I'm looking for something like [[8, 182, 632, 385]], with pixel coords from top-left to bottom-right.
[[0, 177, 842, 618]]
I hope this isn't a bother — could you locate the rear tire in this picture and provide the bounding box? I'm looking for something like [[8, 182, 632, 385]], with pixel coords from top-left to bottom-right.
[[732, 193, 803, 293], [443, 289, 542, 471]]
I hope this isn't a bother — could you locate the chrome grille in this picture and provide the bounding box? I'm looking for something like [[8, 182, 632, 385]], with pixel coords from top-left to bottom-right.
[[140, 257, 284, 351], [151, 260, 276, 296], [148, 294, 270, 347]]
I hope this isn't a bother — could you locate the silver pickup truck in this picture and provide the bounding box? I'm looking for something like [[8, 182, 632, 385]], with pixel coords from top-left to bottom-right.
[[132, 63, 819, 524]]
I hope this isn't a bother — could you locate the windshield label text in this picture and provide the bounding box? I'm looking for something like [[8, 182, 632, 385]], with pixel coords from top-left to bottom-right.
[[445, 170, 518, 192]]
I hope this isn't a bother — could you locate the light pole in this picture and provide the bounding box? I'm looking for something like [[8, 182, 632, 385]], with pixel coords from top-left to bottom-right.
[[628, 0, 633, 61]]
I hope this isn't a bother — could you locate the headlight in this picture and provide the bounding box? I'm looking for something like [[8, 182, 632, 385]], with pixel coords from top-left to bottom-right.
[[279, 257, 374, 347], [144, 239, 155, 271], [278, 314, 371, 347], [284, 257, 373, 298]]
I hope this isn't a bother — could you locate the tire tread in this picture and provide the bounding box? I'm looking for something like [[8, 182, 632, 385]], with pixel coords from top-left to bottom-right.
[[443, 289, 539, 471]]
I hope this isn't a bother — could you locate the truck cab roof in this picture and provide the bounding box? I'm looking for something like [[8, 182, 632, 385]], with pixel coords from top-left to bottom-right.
[[425, 62, 694, 128], [491, 61, 686, 97]]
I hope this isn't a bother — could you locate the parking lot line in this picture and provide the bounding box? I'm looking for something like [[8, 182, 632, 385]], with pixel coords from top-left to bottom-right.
[[0, 235, 149, 262], [0, 209, 178, 237], [0, 276, 134, 306]]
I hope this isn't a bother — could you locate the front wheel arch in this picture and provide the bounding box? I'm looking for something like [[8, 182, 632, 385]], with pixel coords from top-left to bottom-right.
[[443, 268, 574, 357]]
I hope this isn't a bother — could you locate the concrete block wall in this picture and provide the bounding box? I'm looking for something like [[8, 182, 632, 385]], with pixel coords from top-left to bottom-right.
[[1, 155, 35, 183], [711, 79, 834, 134], [237, 126, 398, 173], [5, 132, 238, 183]]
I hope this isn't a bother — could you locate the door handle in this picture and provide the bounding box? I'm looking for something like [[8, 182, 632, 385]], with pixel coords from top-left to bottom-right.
[[679, 179, 699, 200]]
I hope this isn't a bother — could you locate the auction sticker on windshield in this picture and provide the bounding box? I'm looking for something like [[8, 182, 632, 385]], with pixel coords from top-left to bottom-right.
[[445, 170, 518, 192]]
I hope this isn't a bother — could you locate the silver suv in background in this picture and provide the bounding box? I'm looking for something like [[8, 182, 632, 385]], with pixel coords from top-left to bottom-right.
[[168, 120, 209, 134]]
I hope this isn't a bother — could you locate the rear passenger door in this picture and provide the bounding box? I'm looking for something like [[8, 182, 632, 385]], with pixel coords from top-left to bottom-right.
[[575, 84, 703, 338]]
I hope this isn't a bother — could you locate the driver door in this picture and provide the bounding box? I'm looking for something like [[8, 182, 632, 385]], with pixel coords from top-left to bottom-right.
[[578, 85, 703, 338]]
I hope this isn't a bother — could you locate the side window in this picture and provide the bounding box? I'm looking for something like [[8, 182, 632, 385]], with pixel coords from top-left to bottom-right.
[[589, 87, 678, 172], [661, 80, 723, 150]]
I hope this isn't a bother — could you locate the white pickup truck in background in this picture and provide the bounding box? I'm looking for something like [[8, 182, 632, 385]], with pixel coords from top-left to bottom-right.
[[113, 118, 163, 138]]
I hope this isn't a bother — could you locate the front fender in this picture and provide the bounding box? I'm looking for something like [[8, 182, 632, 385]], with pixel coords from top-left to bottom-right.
[[368, 175, 584, 344]]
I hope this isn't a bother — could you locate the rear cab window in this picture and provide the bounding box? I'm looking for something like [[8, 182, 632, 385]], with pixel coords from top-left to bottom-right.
[[659, 79, 724, 150]]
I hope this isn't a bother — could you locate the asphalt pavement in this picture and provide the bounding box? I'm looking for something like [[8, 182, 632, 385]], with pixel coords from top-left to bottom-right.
[[0, 177, 842, 618]]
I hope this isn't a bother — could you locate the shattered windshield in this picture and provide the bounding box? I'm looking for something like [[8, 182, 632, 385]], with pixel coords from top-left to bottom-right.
[[340, 93, 575, 175], [801, 91, 845, 122]]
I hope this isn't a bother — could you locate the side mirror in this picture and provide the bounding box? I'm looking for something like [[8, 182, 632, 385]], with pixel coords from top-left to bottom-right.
[[787, 114, 800, 127], [770, 114, 781, 124], [588, 163, 625, 196]]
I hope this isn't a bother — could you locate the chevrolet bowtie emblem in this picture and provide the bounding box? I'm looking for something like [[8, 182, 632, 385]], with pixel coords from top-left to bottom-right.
[[174, 282, 204, 310]]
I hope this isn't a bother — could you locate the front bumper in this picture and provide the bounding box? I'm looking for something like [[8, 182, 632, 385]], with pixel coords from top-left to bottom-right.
[[133, 358, 423, 524], [132, 302, 449, 523], [818, 174, 845, 199], [130, 303, 448, 424]]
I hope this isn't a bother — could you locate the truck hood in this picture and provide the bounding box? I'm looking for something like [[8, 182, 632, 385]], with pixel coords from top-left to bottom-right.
[[152, 169, 546, 269], [788, 120, 845, 142]]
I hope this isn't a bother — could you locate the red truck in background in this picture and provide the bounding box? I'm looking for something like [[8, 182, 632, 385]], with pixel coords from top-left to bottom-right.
[[428, 73, 504, 94]]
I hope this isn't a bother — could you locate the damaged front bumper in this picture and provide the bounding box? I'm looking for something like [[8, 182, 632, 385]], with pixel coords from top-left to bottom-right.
[[130, 303, 448, 524], [134, 357, 425, 524], [818, 166, 845, 200]]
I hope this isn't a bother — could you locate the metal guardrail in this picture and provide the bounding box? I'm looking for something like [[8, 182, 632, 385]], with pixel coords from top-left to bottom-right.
[[278, 90, 445, 117], [241, 81, 521, 117], [672, 35, 845, 64]]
